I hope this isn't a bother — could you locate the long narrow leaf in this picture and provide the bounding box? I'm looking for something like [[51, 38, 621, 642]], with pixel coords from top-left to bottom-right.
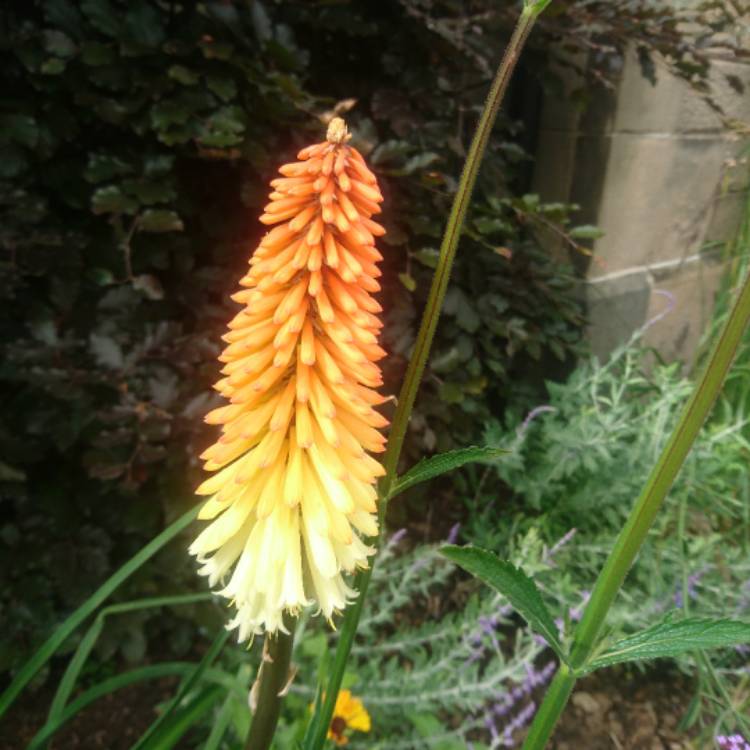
[[204, 668, 247, 750], [29, 663, 198, 750], [585, 617, 750, 673], [29, 663, 243, 749], [388, 446, 508, 499], [47, 593, 213, 724], [134, 628, 231, 750], [142, 686, 224, 749], [442, 545, 565, 661], [0, 504, 200, 719]]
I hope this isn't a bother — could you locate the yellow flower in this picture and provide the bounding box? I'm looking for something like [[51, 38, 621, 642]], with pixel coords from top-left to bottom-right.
[[327, 690, 371, 746], [189, 118, 388, 640]]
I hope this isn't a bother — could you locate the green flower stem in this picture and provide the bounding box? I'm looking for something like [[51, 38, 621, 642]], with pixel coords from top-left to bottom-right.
[[302, 6, 547, 750], [523, 267, 750, 749], [245, 616, 296, 750], [380, 3, 540, 493]]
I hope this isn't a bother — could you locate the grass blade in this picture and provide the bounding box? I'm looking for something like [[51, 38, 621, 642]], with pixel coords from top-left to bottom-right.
[[29, 662, 243, 749], [141, 685, 224, 749], [47, 593, 213, 724], [0, 504, 199, 720], [133, 628, 231, 750]]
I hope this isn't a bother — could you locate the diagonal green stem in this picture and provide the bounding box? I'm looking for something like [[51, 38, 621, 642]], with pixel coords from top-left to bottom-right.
[[379, 4, 539, 495], [302, 6, 546, 750], [523, 267, 750, 748]]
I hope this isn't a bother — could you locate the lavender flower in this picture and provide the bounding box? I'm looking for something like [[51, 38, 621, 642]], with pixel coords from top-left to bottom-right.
[[500, 701, 537, 747], [569, 590, 591, 622], [641, 288, 676, 332], [388, 528, 407, 546], [446, 522, 461, 545], [517, 405, 557, 439], [674, 570, 704, 608], [717, 734, 750, 750], [542, 528, 577, 566]]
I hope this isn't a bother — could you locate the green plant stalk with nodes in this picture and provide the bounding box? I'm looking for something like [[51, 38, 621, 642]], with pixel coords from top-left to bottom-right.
[[294, 3, 553, 749], [521, 262, 750, 748]]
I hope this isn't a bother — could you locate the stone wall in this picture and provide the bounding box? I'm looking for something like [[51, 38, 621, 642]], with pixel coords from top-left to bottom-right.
[[533, 46, 749, 365]]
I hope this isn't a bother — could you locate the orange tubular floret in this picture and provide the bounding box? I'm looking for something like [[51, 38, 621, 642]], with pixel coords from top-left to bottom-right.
[[190, 118, 389, 640]]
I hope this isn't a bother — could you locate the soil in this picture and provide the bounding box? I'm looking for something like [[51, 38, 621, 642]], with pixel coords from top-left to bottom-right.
[[549, 667, 698, 750], [1, 676, 180, 750], [2, 666, 699, 749]]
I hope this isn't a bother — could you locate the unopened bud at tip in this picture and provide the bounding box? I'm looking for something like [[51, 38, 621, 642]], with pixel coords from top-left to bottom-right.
[[326, 117, 350, 145]]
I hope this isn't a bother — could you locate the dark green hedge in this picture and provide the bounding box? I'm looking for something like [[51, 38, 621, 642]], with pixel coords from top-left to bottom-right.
[[2, 0, 727, 674]]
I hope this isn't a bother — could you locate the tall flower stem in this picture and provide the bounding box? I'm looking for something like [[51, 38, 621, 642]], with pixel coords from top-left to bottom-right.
[[523, 267, 750, 749], [245, 617, 296, 749], [303, 4, 548, 749]]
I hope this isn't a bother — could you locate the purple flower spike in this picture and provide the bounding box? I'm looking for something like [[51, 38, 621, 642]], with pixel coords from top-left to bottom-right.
[[716, 735, 750, 750], [484, 714, 499, 741], [389, 528, 407, 545], [446, 522, 461, 544]]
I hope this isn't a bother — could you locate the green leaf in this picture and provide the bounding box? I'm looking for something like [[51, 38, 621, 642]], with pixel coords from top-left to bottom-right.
[[133, 629, 230, 750], [168, 65, 199, 86], [125, 0, 165, 48], [413, 247, 439, 269], [584, 617, 750, 673], [569, 224, 605, 240], [140, 686, 224, 749], [80, 42, 116, 66], [28, 662, 237, 750], [89, 333, 124, 369], [206, 74, 237, 102], [91, 185, 138, 214], [43, 30, 77, 58], [47, 594, 212, 725], [132, 274, 165, 300], [84, 154, 133, 183], [139, 209, 183, 233], [41, 58, 67, 75], [389, 446, 508, 499], [81, 0, 121, 37], [441, 545, 565, 660], [204, 679, 241, 750], [398, 272, 416, 292], [0, 506, 200, 720]]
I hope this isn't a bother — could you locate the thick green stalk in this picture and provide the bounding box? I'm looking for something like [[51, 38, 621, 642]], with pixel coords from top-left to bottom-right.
[[523, 268, 750, 749], [302, 6, 546, 750], [245, 618, 296, 750]]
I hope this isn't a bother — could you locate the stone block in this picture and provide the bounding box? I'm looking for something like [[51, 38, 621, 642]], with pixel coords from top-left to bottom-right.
[[612, 47, 724, 134], [707, 60, 750, 125], [592, 134, 732, 273], [586, 269, 651, 360]]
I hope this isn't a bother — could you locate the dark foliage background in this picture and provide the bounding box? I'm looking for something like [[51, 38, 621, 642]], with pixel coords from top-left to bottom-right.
[[0, 0, 738, 681]]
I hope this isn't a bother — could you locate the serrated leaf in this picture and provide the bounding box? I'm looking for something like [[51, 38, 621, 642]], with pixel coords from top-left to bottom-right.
[[441, 545, 565, 660], [389, 446, 508, 499], [584, 617, 750, 673]]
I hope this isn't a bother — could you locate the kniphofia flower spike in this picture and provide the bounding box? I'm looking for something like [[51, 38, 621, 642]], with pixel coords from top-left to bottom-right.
[[190, 118, 388, 640]]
